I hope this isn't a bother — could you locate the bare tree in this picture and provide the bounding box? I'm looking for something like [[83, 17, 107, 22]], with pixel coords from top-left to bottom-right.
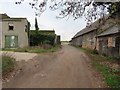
[[15, 0, 120, 24]]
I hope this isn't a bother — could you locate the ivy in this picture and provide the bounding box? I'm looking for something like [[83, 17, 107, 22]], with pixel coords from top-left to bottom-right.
[[29, 30, 56, 46]]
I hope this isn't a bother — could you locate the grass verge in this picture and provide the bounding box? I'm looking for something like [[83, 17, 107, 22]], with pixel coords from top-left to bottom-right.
[[76, 46, 120, 88], [2, 55, 15, 76], [2, 45, 61, 54]]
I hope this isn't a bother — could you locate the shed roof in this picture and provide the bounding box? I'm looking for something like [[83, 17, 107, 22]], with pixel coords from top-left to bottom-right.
[[97, 24, 120, 37], [2, 18, 27, 21], [73, 21, 100, 38], [0, 14, 27, 21], [73, 15, 110, 39], [0, 13, 10, 19]]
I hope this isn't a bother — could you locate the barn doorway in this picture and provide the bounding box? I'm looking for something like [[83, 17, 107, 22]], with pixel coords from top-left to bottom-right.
[[115, 37, 120, 57]]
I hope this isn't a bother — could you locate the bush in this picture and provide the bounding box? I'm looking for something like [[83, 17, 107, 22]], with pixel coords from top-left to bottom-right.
[[29, 31, 56, 46], [92, 49, 99, 55], [2, 55, 15, 75], [79, 47, 98, 55], [115, 57, 120, 61], [15, 47, 29, 52]]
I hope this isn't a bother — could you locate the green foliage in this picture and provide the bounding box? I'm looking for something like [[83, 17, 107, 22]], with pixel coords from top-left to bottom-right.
[[102, 56, 120, 61], [30, 30, 56, 46], [94, 62, 120, 88], [43, 40, 51, 44], [77, 47, 98, 55], [2, 55, 15, 75], [27, 46, 59, 53], [111, 4, 117, 14], [2, 45, 60, 53], [75, 46, 120, 88]]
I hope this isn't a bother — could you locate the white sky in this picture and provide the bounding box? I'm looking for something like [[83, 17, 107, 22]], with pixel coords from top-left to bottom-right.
[[0, 0, 87, 41]]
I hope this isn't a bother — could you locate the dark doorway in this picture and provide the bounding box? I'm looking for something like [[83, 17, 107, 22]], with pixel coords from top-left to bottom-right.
[[115, 37, 120, 57]]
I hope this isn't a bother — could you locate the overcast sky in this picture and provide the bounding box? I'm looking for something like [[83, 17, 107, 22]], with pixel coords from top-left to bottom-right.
[[0, 0, 87, 41]]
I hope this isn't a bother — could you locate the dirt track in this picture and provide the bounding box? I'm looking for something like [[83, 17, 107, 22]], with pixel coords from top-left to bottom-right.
[[3, 45, 106, 88]]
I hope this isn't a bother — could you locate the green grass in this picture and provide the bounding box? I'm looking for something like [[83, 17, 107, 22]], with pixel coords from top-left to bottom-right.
[[2, 45, 61, 54], [76, 46, 120, 88], [2, 55, 15, 75], [24, 46, 59, 53], [93, 61, 120, 88]]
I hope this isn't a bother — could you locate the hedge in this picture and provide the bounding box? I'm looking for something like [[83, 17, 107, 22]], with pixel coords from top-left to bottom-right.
[[29, 30, 56, 46]]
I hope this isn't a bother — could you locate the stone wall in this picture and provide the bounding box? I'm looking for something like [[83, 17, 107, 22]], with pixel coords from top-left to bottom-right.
[[98, 34, 120, 57]]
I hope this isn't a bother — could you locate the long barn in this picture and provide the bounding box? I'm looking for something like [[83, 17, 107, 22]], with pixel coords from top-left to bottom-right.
[[71, 15, 120, 57]]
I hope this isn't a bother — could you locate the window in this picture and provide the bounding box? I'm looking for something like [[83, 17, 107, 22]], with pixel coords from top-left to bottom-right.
[[9, 23, 14, 30], [108, 37, 115, 47], [5, 35, 18, 48]]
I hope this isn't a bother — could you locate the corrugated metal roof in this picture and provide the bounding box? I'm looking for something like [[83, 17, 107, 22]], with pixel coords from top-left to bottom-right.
[[98, 24, 119, 37]]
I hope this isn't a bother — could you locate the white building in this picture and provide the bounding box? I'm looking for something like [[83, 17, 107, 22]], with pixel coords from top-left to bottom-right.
[[0, 13, 29, 49]]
